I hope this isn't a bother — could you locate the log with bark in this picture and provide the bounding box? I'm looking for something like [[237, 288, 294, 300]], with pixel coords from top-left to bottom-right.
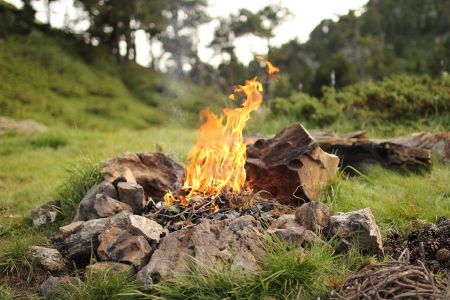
[[319, 137, 432, 171], [245, 123, 339, 205]]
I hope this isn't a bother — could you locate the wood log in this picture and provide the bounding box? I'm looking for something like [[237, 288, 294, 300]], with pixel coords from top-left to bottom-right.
[[387, 132, 449, 162], [245, 123, 339, 205], [319, 138, 432, 171]]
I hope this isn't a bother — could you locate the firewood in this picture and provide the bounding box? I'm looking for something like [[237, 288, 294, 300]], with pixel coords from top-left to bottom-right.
[[245, 123, 339, 205]]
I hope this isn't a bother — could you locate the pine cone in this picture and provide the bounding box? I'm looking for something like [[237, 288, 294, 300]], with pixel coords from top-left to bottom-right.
[[436, 248, 450, 262]]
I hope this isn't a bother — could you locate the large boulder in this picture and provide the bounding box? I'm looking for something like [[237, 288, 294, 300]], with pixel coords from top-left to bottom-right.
[[328, 208, 384, 255], [246, 124, 339, 204], [26, 246, 66, 273], [295, 202, 331, 232], [74, 181, 118, 221], [102, 152, 185, 202], [137, 215, 263, 288], [62, 218, 109, 261], [31, 201, 60, 227]]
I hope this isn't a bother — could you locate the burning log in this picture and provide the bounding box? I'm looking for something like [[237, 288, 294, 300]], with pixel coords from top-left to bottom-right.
[[246, 123, 340, 204]]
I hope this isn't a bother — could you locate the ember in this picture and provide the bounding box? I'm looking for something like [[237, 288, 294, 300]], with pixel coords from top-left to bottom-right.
[[164, 57, 279, 206]]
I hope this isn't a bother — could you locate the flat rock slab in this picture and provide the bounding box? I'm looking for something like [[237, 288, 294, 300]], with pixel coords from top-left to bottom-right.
[[328, 208, 384, 255], [27, 246, 66, 273], [0, 117, 48, 133], [246, 123, 339, 204], [137, 215, 263, 288], [102, 152, 185, 202]]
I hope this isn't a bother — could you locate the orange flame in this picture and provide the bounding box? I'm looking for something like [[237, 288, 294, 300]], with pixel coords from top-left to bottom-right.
[[164, 57, 279, 205]]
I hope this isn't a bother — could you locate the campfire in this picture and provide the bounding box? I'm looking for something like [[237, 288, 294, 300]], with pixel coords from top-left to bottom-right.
[[163, 57, 281, 211]]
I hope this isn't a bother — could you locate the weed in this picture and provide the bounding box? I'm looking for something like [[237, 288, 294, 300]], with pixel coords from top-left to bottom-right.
[[57, 160, 103, 220], [53, 270, 148, 300], [31, 131, 69, 149]]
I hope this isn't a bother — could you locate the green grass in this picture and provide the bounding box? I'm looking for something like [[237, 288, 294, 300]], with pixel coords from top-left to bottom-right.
[[53, 270, 148, 300], [0, 284, 16, 300], [153, 238, 366, 300], [326, 163, 450, 234]]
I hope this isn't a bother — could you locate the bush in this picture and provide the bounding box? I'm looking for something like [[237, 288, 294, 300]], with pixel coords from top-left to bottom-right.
[[270, 93, 340, 127], [269, 74, 450, 129]]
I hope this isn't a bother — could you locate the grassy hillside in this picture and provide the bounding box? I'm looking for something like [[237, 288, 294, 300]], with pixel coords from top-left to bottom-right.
[[0, 32, 224, 130]]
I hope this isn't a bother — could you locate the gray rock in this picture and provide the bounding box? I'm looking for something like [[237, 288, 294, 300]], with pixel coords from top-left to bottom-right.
[[93, 194, 133, 217], [27, 246, 66, 273], [117, 182, 146, 212], [268, 226, 317, 246], [40, 276, 79, 299], [31, 201, 59, 227], [128, 214, 164, 242], [328, 208, 384, 255], [270, 214, 300, 229], [59, 221, 85, 239], [63, 218, 109, 261], [74, 181, 118, 221], [86, 261, 134, 275], [295, 202, 330, 232], [137, 215, 263, 289]]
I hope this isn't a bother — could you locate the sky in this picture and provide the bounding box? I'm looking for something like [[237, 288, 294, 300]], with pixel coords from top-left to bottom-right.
[[6, 0, 368, 66]]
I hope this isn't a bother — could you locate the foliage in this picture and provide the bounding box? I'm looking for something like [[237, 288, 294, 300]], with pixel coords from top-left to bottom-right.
[[153, 238, 365, 300], [325, 163, 450, 234], [0, 284, 16, 300], [267, 74, 450, 129], [53, 270, 147, 300], [0, 232, 45, 280], [57, 160, 103, 220], [268, 0, 450, 97]]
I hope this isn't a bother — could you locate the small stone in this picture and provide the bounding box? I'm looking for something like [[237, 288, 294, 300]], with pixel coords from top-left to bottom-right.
[[31, 201, 60, 227], [86, 262, 134, 275], [270, 214, 300, 229], [295, 202, 330, 232], [93, 194, 133, 217], [27, 246, 66, 273], [40, 276, 79, 299], [74, 181, 118, 221], [328, 208, 384, 255], [59, 221, 85, 238], [128, 214, 164, 242], [117, 182, 146, 212], [268, 226, 317, 246]]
